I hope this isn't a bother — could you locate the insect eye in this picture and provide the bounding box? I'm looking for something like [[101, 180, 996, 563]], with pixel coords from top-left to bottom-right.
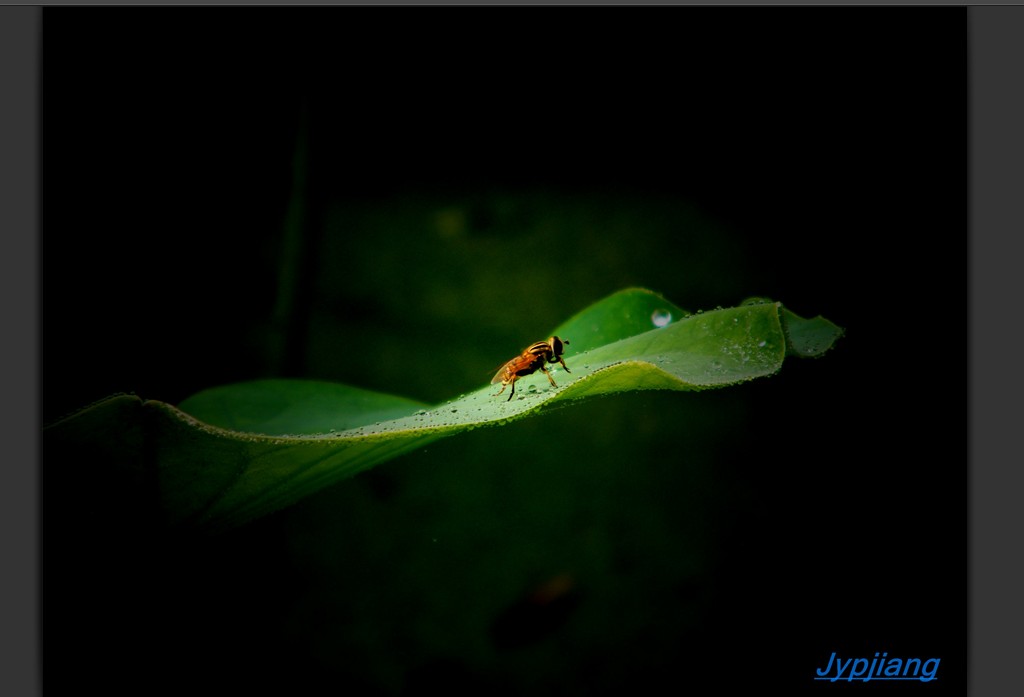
[[549, 336, 563, 354]]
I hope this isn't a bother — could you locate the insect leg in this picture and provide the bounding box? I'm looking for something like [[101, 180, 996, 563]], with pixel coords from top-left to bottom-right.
[[540, 364, 558, 388]]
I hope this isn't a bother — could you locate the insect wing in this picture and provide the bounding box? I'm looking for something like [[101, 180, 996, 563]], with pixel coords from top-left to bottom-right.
[[491, 357, 516, 384]]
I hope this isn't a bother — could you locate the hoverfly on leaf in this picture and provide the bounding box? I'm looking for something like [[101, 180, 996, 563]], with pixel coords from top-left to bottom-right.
[[491, 336, 571, 401]]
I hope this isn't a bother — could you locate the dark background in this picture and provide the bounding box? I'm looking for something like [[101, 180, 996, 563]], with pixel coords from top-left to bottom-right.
[[42, 9, 966, 695]]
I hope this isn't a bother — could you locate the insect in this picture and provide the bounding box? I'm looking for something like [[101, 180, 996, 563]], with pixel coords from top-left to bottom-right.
[[491, 336, 571, 401]]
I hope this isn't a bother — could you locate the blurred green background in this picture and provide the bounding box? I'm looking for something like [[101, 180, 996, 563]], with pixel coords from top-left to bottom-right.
[[43, 9, 967, 695]]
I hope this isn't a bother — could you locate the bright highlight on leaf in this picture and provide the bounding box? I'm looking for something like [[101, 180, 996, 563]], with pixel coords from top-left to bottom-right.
[[44, 288, 843, 532]]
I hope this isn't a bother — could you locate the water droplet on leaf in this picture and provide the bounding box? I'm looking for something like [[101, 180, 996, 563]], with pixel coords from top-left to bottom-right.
[[651, 309, 672, 328]]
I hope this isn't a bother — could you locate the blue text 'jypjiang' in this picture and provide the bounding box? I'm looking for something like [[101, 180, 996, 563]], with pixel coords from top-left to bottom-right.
[[815, 652, 939, 682]]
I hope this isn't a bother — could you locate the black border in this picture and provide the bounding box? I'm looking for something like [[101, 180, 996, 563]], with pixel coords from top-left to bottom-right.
[[968, 7, 1024, 697], [0, 7, 41, 697]]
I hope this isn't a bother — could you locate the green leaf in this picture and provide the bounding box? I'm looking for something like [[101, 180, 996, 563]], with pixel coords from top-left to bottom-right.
[[779, 307, 845, 357], [178, 379, 429, 436], [43, 288, 842, 532]]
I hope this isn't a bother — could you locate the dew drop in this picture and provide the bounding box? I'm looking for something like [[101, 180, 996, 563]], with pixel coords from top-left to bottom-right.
[[758, 340, 767, 347], [651, 309, 672, 328]]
